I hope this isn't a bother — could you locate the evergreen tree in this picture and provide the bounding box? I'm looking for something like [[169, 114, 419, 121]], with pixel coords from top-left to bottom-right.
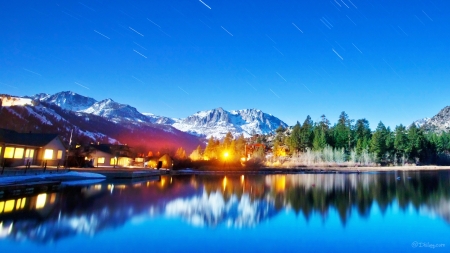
[[354, 119, 372, 155], [299, 115, 314, 152], [394, 124, 408, 163], [407, 123, 425, 162], [289, 121, 301, 152], [204, 136, 218, 160], [312, 125, 327, 151], [235, 134, 246, 158], [222, 132, 233, 150], [370, 122, 387, 163], [333, 111, 353, 151]]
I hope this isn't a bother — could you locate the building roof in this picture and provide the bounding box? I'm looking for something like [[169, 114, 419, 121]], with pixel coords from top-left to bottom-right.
[[89, 144, 132, 157], [0, 128, 60, 147]]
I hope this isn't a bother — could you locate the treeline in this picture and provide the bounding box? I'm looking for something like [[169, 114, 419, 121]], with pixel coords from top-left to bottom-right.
[[269, 112, 450, 165]]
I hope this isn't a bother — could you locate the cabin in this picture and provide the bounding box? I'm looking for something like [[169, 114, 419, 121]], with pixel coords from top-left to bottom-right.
[[0, 128, 67, 167], [83, 144, 134, 167]]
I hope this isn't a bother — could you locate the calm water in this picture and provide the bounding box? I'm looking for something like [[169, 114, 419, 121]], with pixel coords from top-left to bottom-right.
[[1, 171, 449, 252]]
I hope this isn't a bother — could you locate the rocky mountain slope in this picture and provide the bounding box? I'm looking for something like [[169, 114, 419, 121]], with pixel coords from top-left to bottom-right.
[[415, 106, 450, 132], [1, 94, 202, 153], [167, 107, 288, 139], [32, 91, 288, 139]]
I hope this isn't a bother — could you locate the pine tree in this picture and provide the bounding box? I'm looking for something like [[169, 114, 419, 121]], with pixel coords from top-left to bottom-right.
[[289, 121, 301, 152], [370, 121, 387, 163], [354, 119, 372, 155], [333, 111, 353, 151], [299, 116, 314, 152], [312, 125, 327, 151], [204, 136, 218, 160], [394, 124, 408, 164], [407, 123, 425, 162]]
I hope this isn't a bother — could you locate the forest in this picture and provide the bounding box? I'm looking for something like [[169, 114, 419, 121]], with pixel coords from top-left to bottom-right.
[[192, 112, 450, 167]]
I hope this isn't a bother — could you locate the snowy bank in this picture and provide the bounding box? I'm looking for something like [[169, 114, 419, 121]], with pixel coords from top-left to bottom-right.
[[0, 171, 106, 185]]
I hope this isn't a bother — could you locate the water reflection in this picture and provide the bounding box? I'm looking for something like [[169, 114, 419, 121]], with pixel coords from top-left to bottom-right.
[[0, 171, 449, 243]]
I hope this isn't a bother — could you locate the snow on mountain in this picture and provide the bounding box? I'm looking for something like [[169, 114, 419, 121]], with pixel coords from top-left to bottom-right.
[[416, 106, 450, 132], [28, 91, 287, 139], [169, 107, 288, 139], [142, 113, 180, 125], [81, 99, 150, 123], [32, 91, 97, 111], [414, 117, 430, 128]]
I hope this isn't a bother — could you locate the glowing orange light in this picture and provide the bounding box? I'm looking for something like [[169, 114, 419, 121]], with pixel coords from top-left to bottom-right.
[[222, 176, 227, 191]]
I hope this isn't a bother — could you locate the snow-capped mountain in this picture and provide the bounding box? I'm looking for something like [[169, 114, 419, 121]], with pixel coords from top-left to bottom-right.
[[1, 92, 203, 152], [81, 99, 150, 123], [166, 107, 288, 139], [21, 91, 288, 140], [415, 106, 450, 132], [31, 91, 96, 111]]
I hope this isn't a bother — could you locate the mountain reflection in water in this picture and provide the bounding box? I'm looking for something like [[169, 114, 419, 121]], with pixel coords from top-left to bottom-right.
[[0, 171, 449, 244]]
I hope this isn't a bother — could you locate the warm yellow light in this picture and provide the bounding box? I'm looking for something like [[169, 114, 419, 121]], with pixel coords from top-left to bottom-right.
[[36, 193, 47, 209], [14, 148, 24, 159], [241, 175, 245, 184], [4, 200, 15, 213], [98, 157, 105, 164], [224, 152, 229, 158], [57, 150, 63, 159], [16, 199, 21, 210], [21, 198, 26, 209], [275, 175, 286, 192], [3, 147, 14, 159], [222, 176, 227, 191], [0, 201, 4, 213], [43, 149, 53, 160], [50, 194, 56, 204]]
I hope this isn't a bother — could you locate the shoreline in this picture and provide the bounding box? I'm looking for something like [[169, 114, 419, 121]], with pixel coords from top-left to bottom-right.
[[1, 165, 449, 187]]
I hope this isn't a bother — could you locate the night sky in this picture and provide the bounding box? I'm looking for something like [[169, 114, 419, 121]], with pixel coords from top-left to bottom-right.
[[2, 0, 449, 128]]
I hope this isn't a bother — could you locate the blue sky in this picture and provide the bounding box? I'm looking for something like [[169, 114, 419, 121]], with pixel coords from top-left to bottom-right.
[[1, 0, 449, 129]]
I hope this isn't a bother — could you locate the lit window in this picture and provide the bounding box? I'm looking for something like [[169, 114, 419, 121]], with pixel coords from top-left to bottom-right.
[[21, 198, 26, 209], [0, 147, 2, 156], [25, 149, 34, 158], [14, 148, 24, 159], [0, 201, 4, 213], [110, 157, 117, 165], [4, 200, 15, 213], [57, 150, 63, 159], [4, 147, 14, 158], [98, 157, 105, 164], [36, 193, 47, 209], [43, 149, 53, 160]]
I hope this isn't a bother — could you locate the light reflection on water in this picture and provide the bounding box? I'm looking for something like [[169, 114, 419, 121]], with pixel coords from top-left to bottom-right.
[[0, 171, 449, 252]]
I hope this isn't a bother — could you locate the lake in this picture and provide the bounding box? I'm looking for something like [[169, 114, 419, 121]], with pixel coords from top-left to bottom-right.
[[1, 171, 449, 252]]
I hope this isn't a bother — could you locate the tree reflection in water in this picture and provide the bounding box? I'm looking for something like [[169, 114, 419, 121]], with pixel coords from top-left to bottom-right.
[[0, 171, 449, 243]]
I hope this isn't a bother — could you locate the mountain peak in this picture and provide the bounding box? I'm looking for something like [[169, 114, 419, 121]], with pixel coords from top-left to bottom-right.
[[33, 91, 97, 111], [168, 107, 288, 139], [415, 105, 450, 132]]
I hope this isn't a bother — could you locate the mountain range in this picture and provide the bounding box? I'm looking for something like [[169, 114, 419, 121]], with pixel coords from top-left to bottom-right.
[[0, 91, 288, 152], [30, 91, 287, 139], [2, 91, 450, 154]]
